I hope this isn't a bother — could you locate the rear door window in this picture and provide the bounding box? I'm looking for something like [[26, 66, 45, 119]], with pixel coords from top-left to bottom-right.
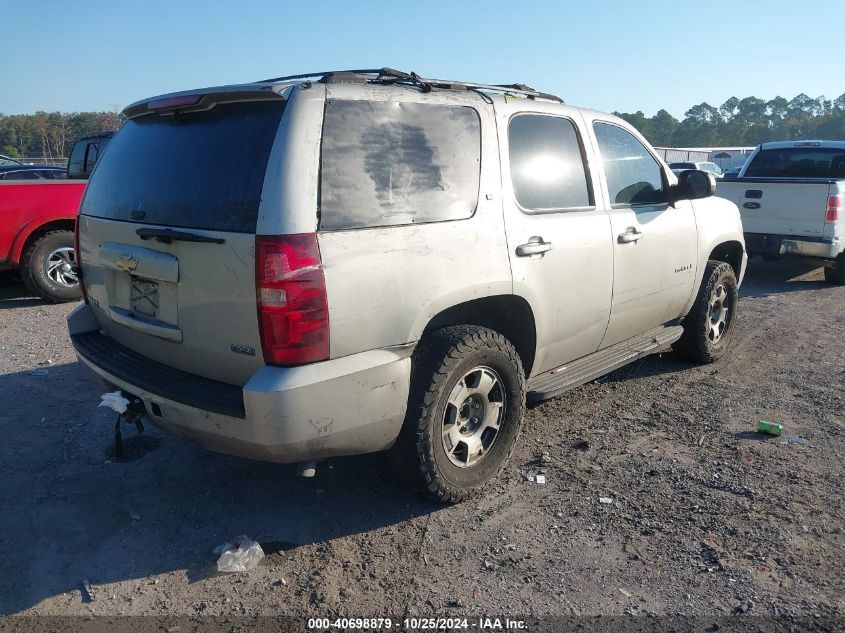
[[508, 114, 592, 211], [81, 100, 285, 233], [319, 101, 481, 230], [593, 122, 667, 206]]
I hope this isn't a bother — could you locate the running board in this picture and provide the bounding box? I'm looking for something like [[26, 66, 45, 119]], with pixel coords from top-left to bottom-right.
[[526, 325, 684, 404]]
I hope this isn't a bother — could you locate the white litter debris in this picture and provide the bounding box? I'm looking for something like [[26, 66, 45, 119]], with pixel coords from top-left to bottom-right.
[[98, 391, 130, 414], [214, 535, 265, 572], [599, 497, 613, 505], [535, 475, 546, 484]]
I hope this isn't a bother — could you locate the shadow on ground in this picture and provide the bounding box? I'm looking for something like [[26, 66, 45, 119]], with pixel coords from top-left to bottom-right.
[[0, 361, 441, 614], [0, 276, 44, 309], [739, 256, 829, 297]]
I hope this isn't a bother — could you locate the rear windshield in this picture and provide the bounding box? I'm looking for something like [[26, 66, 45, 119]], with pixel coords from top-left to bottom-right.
[[669, 162, 695, 170], [744, 147, 845, 178], [81, 100, 285, 233]]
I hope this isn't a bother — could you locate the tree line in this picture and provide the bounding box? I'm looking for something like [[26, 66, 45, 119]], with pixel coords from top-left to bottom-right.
[[3, 92, 845, 160], [615, 93, 845, 148], [0, 111, 122, 160]]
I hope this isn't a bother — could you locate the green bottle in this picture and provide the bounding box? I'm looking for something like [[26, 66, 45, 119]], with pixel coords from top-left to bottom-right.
[[758, 420, 783, 436]]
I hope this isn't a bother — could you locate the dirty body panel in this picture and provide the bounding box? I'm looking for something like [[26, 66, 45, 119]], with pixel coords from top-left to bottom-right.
[[314, 85, 512, 360], [78, 97, 286, 386], [69, 304, 410, 462]]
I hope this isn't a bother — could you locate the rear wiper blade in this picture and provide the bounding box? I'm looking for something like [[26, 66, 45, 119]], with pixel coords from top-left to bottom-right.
[[136, 228, 225, 245]]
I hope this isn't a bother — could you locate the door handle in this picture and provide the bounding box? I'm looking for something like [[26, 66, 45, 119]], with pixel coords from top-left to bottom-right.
[[617, 227, 643, 244], [515, 237, 553, 258]]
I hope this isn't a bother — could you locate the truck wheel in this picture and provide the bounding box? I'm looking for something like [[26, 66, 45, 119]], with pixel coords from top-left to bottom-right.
[[390, 326, 526, 503], [20, 230, 82, 303], [823, 254, 845, 285], [675, 260, 738, 364]]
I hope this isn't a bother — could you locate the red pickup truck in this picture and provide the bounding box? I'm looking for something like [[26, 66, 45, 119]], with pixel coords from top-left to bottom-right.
[[0, 132, 113, 301]]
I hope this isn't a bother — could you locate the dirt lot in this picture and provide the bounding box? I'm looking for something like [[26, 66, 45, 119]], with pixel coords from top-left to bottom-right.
[[0, 258, 842, 628]]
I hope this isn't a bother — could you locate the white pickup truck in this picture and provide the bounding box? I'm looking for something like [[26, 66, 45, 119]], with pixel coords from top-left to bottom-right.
[[716, 140, 845, 284]]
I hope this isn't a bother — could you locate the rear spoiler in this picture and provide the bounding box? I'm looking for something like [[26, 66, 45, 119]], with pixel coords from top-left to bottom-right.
[[123, 85, 284, 119]]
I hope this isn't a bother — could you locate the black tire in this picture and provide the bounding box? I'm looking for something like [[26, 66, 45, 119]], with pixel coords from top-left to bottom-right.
[[675, 260, 738, 364], [20, 230, 82, 303], [390, 326, 526, 503], [824, 254, 845, 285]]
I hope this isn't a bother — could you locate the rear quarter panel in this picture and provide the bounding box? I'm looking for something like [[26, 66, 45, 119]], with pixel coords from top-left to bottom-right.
[[0, 181, 85, 264], [312, 88, 512, 359]]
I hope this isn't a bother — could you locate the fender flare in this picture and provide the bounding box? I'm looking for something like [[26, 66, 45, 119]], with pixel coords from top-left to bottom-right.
[[9, 212, 77, 265]]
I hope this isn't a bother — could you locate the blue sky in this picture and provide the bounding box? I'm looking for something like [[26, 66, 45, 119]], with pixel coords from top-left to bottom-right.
[[1, 0, 843, 118]]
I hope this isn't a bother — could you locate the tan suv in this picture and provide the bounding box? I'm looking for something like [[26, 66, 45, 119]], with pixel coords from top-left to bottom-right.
[[68, 68, 747, 502]]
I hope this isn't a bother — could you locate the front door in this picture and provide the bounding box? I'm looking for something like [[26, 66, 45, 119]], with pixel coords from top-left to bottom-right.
[[584, 118, 698, 348], [497, 104, 614, 376]]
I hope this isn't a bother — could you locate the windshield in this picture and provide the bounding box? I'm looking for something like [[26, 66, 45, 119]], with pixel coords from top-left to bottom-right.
[[744, 147, 845, 178], [81, 99, 286, 233]]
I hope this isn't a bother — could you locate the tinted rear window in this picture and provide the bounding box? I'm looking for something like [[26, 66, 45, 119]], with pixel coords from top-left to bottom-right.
[[744, 147, 845, 178], [319, 100, 481, 230], [81, 100, 285, 233]]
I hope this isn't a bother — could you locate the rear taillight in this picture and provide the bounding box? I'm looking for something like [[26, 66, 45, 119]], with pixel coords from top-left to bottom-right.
[[256, 234, 329, 366], [826, 195, 842, 222], [74, 220, 89, 304]]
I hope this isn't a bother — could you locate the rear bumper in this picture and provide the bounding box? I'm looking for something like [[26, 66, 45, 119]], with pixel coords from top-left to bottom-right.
[[744, 233, 843, 259], [68, 304, 412, 463]]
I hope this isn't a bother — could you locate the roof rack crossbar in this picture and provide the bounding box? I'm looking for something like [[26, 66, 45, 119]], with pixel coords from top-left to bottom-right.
[[258, 69, 385, 83], [256, 68, 563, 103]]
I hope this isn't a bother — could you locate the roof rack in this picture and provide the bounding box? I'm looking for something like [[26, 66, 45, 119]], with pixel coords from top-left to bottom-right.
[[257, 67, 563, 103]]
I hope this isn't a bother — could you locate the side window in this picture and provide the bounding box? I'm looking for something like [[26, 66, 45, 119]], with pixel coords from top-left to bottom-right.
[[593, 122, 667, 207], [319, 101, 481, 230], [67, 141, 87, 179], [84, 142, 100, 173], [508, 114, 591, 211]]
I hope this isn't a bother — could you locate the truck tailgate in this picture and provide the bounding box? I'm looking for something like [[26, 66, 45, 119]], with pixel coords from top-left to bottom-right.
[[717, 179, 831, 237]]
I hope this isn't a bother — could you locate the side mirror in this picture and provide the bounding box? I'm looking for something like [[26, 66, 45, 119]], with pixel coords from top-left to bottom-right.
[[672, 169, 715, 202]]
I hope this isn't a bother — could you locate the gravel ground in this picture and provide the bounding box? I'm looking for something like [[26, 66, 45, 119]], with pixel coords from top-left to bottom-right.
[[0, 258, 842, 629]]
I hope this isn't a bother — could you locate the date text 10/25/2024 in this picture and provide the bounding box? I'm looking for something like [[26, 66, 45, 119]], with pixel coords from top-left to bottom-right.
[[307, 617, 527, 630]]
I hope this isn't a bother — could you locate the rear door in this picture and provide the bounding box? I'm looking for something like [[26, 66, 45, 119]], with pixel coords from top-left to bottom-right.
[[497, 103, 614, 375], [78, 96, 287, 386]]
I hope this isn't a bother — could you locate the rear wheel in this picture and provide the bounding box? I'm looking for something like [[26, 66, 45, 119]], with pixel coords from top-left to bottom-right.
[[824, 254, 845, 285], [675, 260, 738, 364], [390, 326, 526, 503], [20, 230, 82, 302]]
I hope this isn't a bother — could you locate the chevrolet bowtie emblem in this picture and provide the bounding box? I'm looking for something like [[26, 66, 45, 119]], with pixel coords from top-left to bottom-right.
[[115, 254, 138, 272]]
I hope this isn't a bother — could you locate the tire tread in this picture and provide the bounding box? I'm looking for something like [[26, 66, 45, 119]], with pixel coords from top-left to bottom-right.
[[391, 325, 525, 503]]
